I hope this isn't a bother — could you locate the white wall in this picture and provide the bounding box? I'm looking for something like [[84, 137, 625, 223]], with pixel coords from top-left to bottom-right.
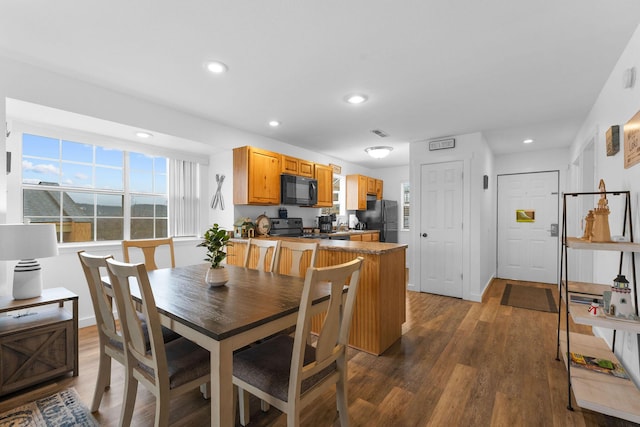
[[568, 24, 640, 384], [409, 132, 496, 302], [0, 55, 377, 326], [371, 165, 412, 285]]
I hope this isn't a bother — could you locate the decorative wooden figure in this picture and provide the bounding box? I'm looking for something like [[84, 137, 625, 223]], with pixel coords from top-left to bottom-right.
[[610, 274, 633, 317], [582, 210, 595, 241], [591, 179, 612, 242]]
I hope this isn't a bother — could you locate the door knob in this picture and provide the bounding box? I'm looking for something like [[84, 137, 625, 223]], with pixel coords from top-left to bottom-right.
[[421, 233, 428, 238]]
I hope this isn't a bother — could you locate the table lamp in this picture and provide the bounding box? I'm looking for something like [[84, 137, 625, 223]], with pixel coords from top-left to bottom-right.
[[0, 223, 59, 299]]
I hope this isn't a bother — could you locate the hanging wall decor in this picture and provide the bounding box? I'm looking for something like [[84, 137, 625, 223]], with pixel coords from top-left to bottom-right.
[[606, 125, 620, 156], [624, 110, 640, 168], [211, 174, 225, 210]]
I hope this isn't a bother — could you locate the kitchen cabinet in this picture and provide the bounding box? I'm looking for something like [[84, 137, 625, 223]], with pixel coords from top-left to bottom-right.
[[233, 146, 281, 205], [375, 179, 383, 200], [367, 177, 376, 195], [346, 174, 384, 210], [281, 155, 314, 178], [314, 163, 333, 207], [346, 175, 368, 210]]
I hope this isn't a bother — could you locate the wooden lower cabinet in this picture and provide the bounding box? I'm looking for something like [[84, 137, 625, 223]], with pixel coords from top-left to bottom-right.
[[227, 239, 406, 355]]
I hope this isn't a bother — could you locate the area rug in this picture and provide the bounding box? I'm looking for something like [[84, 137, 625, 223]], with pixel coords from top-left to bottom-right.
[[0, 388, 99, 427], [500, 283, 558, 313]]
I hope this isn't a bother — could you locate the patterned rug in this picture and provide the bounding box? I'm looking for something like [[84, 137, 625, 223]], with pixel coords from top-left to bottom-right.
[[0, 388, 99, 427], [500, 283, 558, 313]]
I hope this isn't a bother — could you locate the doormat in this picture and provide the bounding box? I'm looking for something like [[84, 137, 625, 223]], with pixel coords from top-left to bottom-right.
[[500, 283, 558, 313], [0, 388, 99, 427]]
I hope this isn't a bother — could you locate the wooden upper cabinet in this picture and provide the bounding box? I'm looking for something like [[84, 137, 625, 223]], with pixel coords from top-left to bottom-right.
[[233, 146, 281, 205], [375, 179, 383, 200], [366, 177, 376, 195], [346, 174, 368, 210], [281, 155, 314, 178], [314, 164, 333, 207]]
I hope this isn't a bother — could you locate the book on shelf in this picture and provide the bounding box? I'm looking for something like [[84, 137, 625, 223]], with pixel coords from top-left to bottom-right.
[[569, 352, 630, 379]]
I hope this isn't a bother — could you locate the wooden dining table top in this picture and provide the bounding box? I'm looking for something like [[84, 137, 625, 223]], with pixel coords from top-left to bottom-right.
[[127, 263, 332, 341]]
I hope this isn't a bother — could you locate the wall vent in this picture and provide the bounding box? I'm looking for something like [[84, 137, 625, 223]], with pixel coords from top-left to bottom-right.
[[370, 129, 389, 138]]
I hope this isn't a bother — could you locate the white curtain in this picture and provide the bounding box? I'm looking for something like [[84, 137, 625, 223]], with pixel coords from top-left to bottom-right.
[[169, 159, 200, 237]]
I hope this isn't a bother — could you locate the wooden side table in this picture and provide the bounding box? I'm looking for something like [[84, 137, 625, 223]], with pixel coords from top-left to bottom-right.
[[0, 287, 78, 396]]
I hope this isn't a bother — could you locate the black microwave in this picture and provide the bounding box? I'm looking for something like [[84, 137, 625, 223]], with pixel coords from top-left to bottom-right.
[[281, 174, 318, 206]]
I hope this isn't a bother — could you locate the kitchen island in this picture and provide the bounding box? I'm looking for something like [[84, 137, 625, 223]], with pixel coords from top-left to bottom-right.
[[226, 236, 406, 355]]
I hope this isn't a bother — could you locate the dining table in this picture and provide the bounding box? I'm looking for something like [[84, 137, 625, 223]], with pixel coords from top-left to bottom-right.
[[106, 262, 337, 427]]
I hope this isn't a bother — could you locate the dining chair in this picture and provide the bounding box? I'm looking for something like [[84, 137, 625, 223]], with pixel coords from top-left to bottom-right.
[[122, 237, 175, 271], [274, 240, 318, 277], [77, 251, 182, 413], [233, 256, 364, 427], [105, 258, 211, 427], [243, 238, 280, 272]]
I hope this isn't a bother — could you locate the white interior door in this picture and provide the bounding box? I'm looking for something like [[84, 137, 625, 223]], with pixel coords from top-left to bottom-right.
[[497, 171, 559, 284], [420, 161, 463, 297]]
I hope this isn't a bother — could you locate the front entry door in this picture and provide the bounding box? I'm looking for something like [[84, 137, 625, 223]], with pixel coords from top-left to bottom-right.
[[420, 161, 463, 298], [497, 171, 559, 284]]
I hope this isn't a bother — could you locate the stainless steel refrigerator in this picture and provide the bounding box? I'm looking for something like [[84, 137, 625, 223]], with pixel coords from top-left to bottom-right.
[[356, 200, 398, 243]]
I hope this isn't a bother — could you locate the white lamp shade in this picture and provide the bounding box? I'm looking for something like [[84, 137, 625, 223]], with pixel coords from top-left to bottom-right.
[[0, 223, 59, 261]]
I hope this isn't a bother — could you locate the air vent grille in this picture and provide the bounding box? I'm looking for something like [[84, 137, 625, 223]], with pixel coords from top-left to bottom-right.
[[370, 129, 389, 138]]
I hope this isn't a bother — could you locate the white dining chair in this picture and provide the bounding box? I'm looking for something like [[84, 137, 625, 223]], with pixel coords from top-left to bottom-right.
[[274, 240, 318, 277], [122, 237, 175, 271], [106, 258, 211, 427], [243, 238, 280, 272], [233, 256, 364, 426]]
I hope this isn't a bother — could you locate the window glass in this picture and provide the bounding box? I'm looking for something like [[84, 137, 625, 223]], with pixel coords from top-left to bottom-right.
[[21, 131, 168, 243], [62, 140, 92, 163], [402, 182, 410, 230]]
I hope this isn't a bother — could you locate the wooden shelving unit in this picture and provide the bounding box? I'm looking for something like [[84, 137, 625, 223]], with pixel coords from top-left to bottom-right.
[[556, 190, 640, 422]]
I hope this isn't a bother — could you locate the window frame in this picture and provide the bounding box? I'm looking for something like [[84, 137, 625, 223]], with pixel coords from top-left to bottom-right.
[[401, 181, 410, 231], [9, 122, 193, 244]]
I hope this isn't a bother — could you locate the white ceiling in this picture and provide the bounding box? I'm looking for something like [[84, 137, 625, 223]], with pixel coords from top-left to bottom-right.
[[2, 1, 640, 168]]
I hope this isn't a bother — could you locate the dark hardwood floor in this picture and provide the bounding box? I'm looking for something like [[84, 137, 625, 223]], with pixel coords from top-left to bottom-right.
[[1, 278, 637, 426]]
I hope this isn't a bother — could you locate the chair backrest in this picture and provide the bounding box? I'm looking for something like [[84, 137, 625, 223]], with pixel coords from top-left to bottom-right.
[[106, 258, 168, 390], [274, 240, 318, 277], [243, 238, 280, 272], [289, 256, 363, 402], [122, 237, 175, 271], [77, 251, 122, 351]]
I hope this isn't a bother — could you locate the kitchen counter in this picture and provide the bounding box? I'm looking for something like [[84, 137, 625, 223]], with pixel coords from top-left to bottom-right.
[[227, 235, 406, 355]]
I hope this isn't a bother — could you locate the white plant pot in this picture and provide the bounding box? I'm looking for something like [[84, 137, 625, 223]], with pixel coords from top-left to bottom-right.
[[205, 266, 229, 287]]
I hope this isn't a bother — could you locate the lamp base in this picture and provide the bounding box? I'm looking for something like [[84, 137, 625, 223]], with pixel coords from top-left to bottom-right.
[[13, 260, 43, 300]]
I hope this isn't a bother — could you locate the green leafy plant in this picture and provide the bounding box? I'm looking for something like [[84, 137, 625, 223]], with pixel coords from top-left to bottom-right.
[[198, 223, 232, 269]]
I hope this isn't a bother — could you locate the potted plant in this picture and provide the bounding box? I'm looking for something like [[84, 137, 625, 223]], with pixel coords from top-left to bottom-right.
[[198, 223, 232, 287]]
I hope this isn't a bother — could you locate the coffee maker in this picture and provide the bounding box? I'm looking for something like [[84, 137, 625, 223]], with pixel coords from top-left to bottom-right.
[[318, 215, 333, 233]]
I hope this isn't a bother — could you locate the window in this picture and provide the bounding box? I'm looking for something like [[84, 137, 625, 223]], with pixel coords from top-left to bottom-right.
[[21, 132, 169, 243], [321, 175, 345, 216], [401, 182, 410, 230]]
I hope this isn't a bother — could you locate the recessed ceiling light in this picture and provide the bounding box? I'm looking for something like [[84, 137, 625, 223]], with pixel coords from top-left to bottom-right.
[[135, 131, 153, 139], [345, 94, 368, 105], [205, 61, 228, 74], [365, 146, 393, 159], [269, 120, 280, 127], [523, 139, 534, 144]]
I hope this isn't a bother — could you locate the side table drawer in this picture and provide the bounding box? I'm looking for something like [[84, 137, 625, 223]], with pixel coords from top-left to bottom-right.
[[0, 309, 74, 396]]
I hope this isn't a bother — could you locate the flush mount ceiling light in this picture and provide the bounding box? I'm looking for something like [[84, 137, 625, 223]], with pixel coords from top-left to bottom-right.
[[135, 131, 153, 139], [205, 61, 228, 74], [365, 146, 393, 159], [523, 139, 534, 144], [345, 94, 368, 105], [268, 120, 280, 127]]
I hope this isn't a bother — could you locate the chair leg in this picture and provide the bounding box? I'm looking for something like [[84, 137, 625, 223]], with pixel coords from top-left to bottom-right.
[[336, 364, 349, 426], [261, 400, 271, 412], [200, 382, 211, 399], [90, 352, 111, 412], [119, 374, 138, 427], [238, 386, 250, 426], [286, 408, 301, 427], [155, 389, 171, 427]]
